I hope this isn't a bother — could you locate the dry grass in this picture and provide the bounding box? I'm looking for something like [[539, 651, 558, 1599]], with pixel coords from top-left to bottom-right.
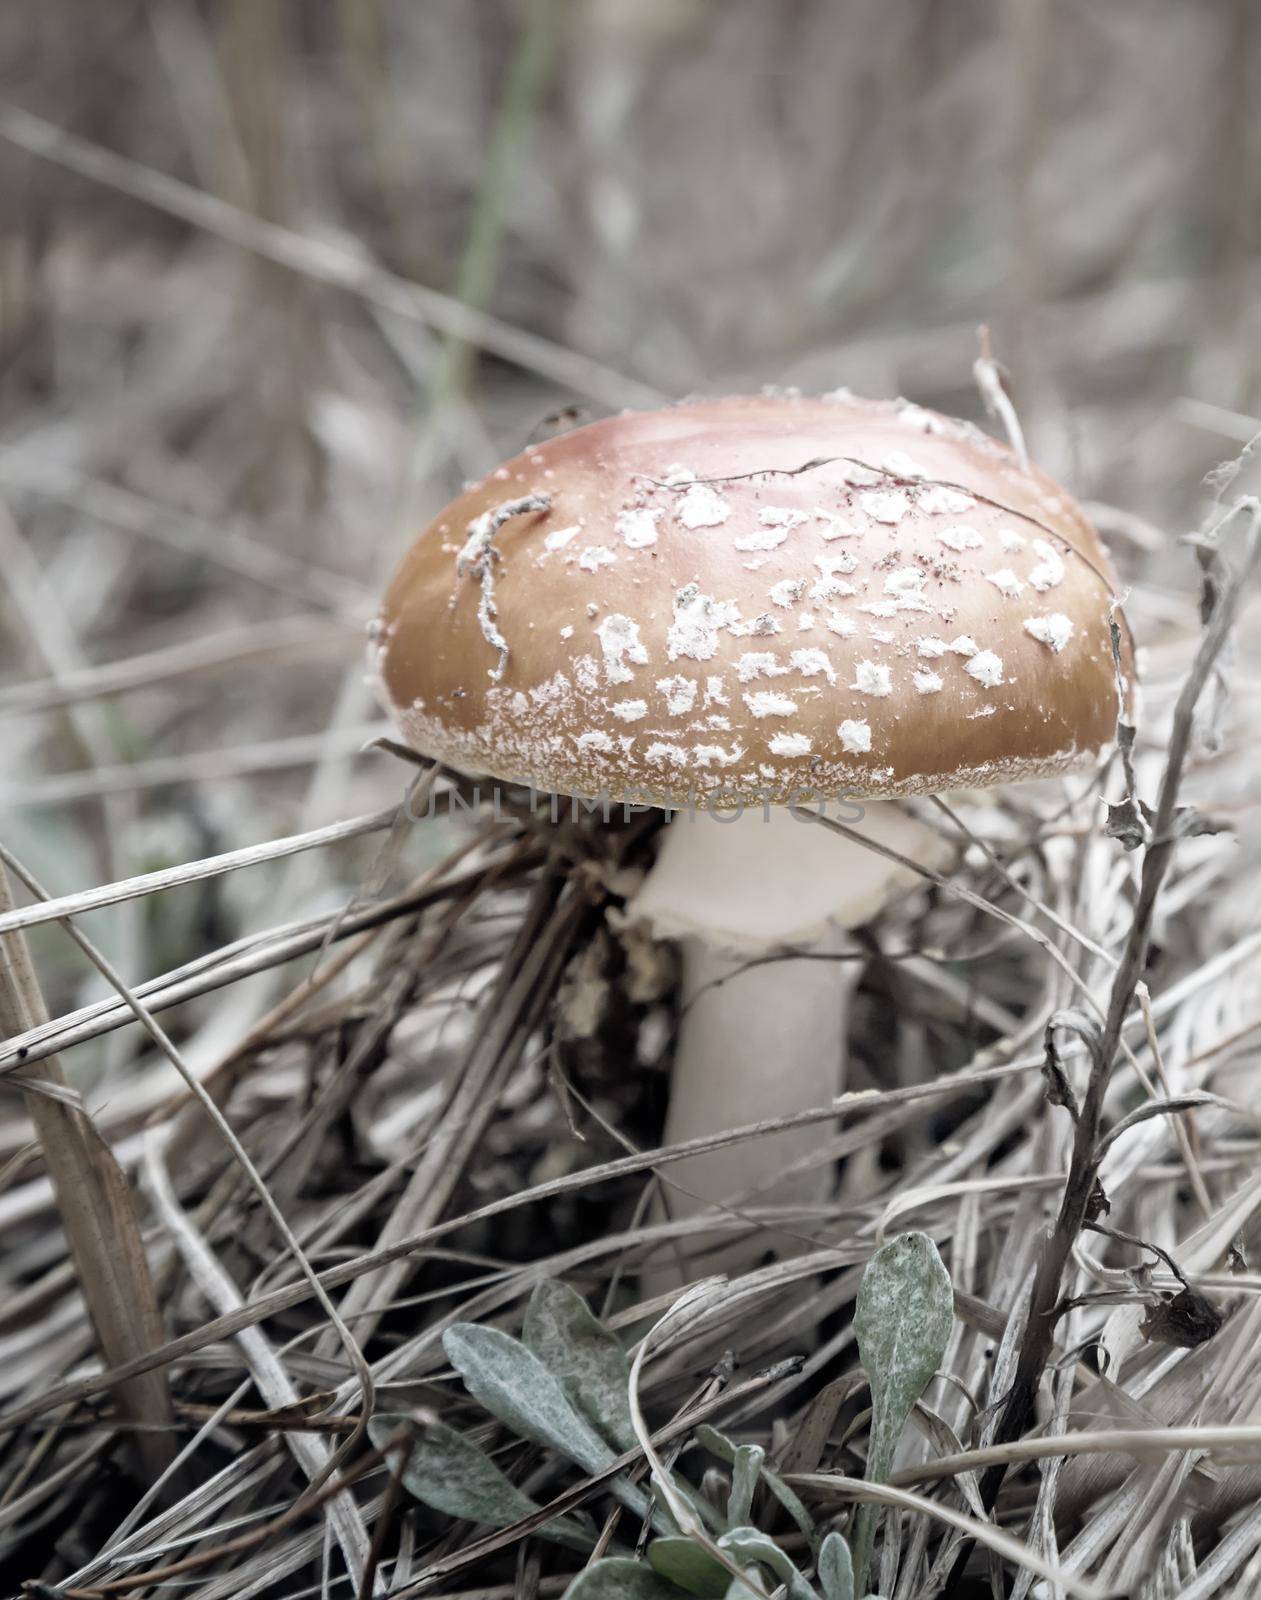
[[2, 3, 1261, 1596]]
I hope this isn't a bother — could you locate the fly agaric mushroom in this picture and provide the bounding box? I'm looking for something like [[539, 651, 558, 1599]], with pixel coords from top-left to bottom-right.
[[371, 394, 1132, 1275]]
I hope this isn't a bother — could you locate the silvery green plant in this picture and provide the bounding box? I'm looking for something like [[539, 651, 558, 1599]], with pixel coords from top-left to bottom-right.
[[368, 1233, 952, 1600]]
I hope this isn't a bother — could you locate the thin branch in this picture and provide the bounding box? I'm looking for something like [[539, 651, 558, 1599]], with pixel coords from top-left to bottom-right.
[[957, 498, 1261, 1558]]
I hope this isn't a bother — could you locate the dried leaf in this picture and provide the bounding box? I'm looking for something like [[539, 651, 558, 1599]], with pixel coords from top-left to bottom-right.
[[1140, 1287, 1225, 1349], [1084, 1180, 1112, 1223], [1104, 795, 1148, 851], [1042, 1009, 1106, 1117], [1170, 804, 1230, 840], [1097, 1091, 1234, 1157]]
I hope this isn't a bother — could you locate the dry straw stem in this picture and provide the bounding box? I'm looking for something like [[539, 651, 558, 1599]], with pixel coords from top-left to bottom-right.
[[823, 1421, 1261, 1488], [142, 1130, 378, 1592], [0, 841, 380, 1544], [0, 613, 358, 717], [0, 103, 663, 412], [0, 1061, 1032, 1440], [0, 866, 173, 1484], [4, 722, 389, 809], [968, 499, 1261, 1530], [788, 1474, 1108, 1600], [435, 0, 560, 401], [0, 470, 370, 612], [327, 852, 606, 1348], [387, 1356, 801, 1597], [0, 803, 399, 937], [0, 841, 545, 1076]]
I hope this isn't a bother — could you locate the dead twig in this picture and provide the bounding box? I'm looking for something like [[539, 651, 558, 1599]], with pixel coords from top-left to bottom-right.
[[946, 497, 1261, 1586]]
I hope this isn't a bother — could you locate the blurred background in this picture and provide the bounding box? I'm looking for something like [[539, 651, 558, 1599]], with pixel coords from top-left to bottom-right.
[[0, 0, 1258, 1136], [5, 8, 1261, 1588]]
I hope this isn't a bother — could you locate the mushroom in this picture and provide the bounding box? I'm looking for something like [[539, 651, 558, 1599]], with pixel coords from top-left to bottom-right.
[[371, 394, 1132, 1276]]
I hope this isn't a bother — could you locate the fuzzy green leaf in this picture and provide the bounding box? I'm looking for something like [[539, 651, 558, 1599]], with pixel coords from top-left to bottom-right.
[[648, 1537, 730, 1596], [562, 1557, 689, 1599], [722, 1573, 764, 1600], [523, 1279, 636, 1451], [366, 1413, 593, 1551], [727, 1443, 763, 1528], [719, 1528, 815, 1600], [851, 1232, 953, 1591], [443, 1323, 616, 1475], [442, 1323, 666, 1532], [817, 1531, 854, 1600], [696, 1425, 815, 1546]]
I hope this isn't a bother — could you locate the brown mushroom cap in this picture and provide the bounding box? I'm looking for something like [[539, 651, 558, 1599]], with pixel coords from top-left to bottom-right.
[[372, 394, 1133, 805]]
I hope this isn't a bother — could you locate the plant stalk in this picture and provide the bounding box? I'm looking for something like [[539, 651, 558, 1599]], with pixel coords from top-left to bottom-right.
[[945, 504, 1261, 1590], [0, 866, 173, 1483]]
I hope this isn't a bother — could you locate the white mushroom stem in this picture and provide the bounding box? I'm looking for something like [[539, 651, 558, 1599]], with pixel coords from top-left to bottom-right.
[[630, 801, 950, 1283], [662, 930, 857, 1239]]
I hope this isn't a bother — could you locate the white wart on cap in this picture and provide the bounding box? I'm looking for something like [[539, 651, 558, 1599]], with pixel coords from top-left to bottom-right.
[[372, 394, 1132, 803]]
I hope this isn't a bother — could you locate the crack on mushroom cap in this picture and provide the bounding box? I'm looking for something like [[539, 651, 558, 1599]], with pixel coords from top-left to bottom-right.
[[454, 492, 552, 679]]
